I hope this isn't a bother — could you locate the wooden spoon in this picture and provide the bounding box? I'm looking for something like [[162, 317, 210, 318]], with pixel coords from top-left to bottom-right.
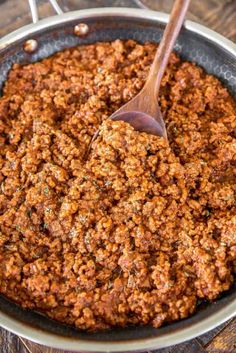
[[88, 0, 190, 155]]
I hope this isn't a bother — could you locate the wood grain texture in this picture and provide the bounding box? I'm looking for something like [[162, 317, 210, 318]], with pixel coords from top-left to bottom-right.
[[0, 0, 235, 353], [0, 327, 29, 353], [135, 0, 236, 42], [205, 320, 236, 353]]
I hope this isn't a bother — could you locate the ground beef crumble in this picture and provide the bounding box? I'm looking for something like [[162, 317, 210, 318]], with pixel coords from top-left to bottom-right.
[[0, 39, 235, 331]]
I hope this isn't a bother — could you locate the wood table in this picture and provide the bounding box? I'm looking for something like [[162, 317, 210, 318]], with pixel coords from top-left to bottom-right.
[[0, 0, 235, 352]]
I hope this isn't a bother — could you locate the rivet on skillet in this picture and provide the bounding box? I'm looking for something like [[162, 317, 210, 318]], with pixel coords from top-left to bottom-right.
[[74, 23, 89, 37], [23, 39, 38, 53]]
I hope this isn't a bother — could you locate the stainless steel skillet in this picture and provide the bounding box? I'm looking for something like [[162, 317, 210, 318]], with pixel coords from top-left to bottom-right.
[[0, 1, 235, 352]]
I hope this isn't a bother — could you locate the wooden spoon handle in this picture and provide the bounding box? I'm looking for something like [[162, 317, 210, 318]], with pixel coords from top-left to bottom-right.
[[146, 0, 190, 95]]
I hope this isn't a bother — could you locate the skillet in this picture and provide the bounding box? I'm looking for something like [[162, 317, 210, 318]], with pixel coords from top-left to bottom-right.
[[0, 1, 235, 351]]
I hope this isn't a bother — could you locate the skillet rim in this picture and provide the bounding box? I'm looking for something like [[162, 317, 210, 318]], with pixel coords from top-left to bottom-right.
[[0, 8, 235, 53]]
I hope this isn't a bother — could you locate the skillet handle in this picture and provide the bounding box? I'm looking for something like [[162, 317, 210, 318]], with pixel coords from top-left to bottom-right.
[[28, 0, 64, 24]]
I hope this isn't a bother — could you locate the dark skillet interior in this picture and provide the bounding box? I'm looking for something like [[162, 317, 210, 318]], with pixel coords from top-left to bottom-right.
[[0, 14, 235, 342]]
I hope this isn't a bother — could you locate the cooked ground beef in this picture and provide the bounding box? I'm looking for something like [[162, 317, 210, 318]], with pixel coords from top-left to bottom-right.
[[0, 40, 235, 331]]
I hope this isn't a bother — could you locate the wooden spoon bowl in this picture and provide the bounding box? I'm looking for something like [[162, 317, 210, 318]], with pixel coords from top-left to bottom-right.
[[87, 0, 190, 156]]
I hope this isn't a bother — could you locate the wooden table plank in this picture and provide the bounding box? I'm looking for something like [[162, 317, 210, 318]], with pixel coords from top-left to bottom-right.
[[197, 319, 233, 347], [205, 320, 236, 353], [134, 0, 236, 42], [0, 1, 235, 353], [0, 327, 29, 353]]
